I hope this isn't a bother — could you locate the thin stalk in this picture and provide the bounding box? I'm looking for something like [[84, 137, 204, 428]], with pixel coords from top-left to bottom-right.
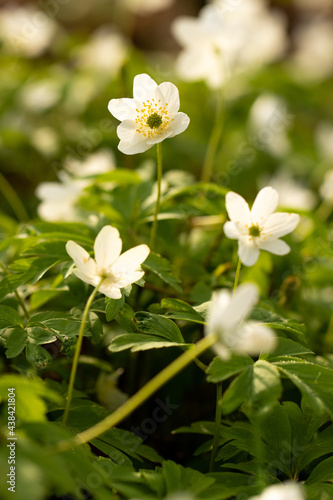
[[0, 172, 29, 221], [149, 142, 163, 250], [200, 90, 224, 184], [51, 333, 218, 454], [209, 382, 223, 472], [233, 258, 241, 294], [0, 259, 30, 320], [62, 281, 103, 425]]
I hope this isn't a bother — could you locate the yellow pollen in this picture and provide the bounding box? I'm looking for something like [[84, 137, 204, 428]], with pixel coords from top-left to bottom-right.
[[135, 99, 170, 139]]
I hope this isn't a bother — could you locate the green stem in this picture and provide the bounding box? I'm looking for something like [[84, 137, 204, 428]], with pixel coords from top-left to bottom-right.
[[149, 142, 163, 250], [200, 90, 224, 183], [209, 382, 223, 472], [233, 258, 241, 294], [52, 333, 218, 454], [62, 281, 102, 425], [0, 259, 30, 320], [0, 172, 29, 221]]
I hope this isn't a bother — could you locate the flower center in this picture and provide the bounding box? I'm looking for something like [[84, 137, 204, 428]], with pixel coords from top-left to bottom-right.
[[135, 98, 172, 139], [146, 112, 163, 129], [249, 224, 261, 237]]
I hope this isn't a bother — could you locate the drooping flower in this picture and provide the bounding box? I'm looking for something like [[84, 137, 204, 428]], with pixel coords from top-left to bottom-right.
[[66, 225, 150, 299], [224, 187, 300, 266], [249, 482, 305, 500], [108, 73, 190, 155], [205, 283, 276, 359], [171, 1, 286, 89]]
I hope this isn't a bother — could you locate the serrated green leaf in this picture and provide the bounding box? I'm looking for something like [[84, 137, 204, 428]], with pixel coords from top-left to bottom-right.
[[109, 333, 188, 353], [135, 312, 184, 343], [105, 295, 125, 321], [142, 253, 182, 293], [0, 304, 23, 329], [206, 355, 254, 383], [5, 327, 28, 358], [160, 298, 205, 324], [306, 456, 333, 484]]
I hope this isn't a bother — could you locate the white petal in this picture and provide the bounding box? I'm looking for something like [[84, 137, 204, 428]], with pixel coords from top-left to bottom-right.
[[233, 322, 277, 356], [73, 269, 99, 287], [133, 74, 157, 102], [94, 226, 122, 272], [116, 120, 138, 141], [167, 112, 190, 138], [225, 191, 251, 227], [112, 244, 150, 274], [250, 187, 279, 223], [108, 98, 136, 121], [258, 238, 290, 256], [263, 212, 300, 238], [146, 131, 173, 145], [224, 283, 259, 330], [114, 271, 145, 288], [206, 289, 232, 336], [66, 241, 97, 278], [171, 17, 206, 47], [99, 281, 122, 299], [223, 221, 240, 240], [175, 47, 215, 82], [158, 82, 180, 114], [238, 239, 260, 266], [118, 138, 152, 155]]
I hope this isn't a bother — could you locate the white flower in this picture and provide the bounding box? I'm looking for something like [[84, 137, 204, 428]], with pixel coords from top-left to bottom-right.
[[35, 172, 87, 222], [108, 73, 190, 155], [0, 6, 58, 58], [224, 187, 300, 266], [65, 149, 116, 177], [75, 28, 128, 76], [260, 171, 316, 211], [205, 283, 276, 359], [172, 1, 286, 89], [249, 482, 305, 500], [66, 225, 150, 299], [289, 18, 333, 82], [121, 0, 174, 14], [248, 94, 291, 157]]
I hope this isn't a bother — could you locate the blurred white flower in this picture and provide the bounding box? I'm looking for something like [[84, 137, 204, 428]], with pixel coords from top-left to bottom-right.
[[289, 18, 333, 82], [19, 79, 62, 112], [320, 170, 333, 204], [65, 149, 116, 177], [96, 371, 128, 412], [0, 5, 58, 57], [108, 73, 190, 154], [248, 94, 291, 157], [315, 122, 333, 162], [30, 127, 59, 156], [224, 187, 300, 266], [35, 172, 87, 222], [172, 0, 287, 89], [121, 0, 174, 14], [260, 171, 316, 211], [205, 283, 276, 359], [66, 225, 150, 299], [75, 28, 128, 76], [249, 482, 305, 500]]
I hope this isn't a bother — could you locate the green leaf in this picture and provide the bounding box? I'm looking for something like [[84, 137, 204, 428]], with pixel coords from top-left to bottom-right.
[[26, 344, 52, 367], [0, 375, 62, 421], [0, 305, 23, 329], [264, 338, 313, 361], [105, 295, 125, 321], [108, 333, 189, 353], [276, 361, 333, 419], [306, 456, 333, 484], [135, 312, 184, 343], [160, 298, 205, 324], [299, 425, 333, 472], [142, 252, 182, 293], [9, 256, 63, 285], [5, 327, 28, 358], [95, 169, 141, 185], [222, 360, 282, 416], [206, 355, 254, 383]]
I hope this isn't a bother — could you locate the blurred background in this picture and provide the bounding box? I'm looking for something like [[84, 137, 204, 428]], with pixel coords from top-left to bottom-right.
[[0, 0, 333, 222]]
